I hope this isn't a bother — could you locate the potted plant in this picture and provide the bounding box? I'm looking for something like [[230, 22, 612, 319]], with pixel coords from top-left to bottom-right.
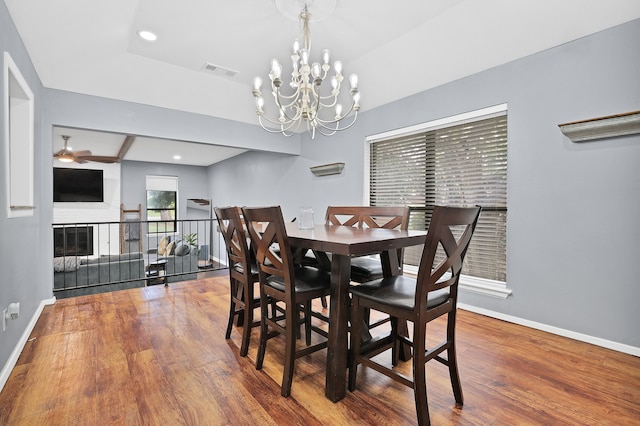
[[183, 233, 197, 248]]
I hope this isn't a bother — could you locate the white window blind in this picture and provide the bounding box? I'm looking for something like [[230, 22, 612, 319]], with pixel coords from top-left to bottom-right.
[[369, 113, 507, 283], [146, 175, 178, 192]]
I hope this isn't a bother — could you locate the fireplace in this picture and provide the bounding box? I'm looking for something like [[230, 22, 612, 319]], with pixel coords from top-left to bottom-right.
[[54, 226, 94, 257]]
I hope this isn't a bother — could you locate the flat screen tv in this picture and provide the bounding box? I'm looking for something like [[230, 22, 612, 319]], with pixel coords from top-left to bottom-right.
[[53, 167, 104, 202]]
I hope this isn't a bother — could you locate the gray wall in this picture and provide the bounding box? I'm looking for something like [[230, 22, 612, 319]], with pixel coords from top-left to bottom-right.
[[0, 0, 50, 377], [209, 19, 640, 350], [120, 160, 210, 221]]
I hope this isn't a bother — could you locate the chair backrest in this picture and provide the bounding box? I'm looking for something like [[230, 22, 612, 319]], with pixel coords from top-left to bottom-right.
[[214, 206, 254, 278], [415, 205, 481, 314], [326, 206, 410, 269], [325, 206, 409, 230], [242, 206, 296, 295]]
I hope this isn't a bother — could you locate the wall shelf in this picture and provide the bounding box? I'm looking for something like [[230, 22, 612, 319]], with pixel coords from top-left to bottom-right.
[[558, 110, 640, 142], [310, 162, 345, 176]]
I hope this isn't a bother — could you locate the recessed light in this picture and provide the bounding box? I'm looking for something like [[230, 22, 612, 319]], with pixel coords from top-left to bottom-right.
[[137, 30, 157, 41], [173, 155, 181, 160]]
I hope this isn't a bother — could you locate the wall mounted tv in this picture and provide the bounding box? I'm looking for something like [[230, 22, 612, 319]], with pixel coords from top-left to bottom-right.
[[53, 167, 104, 202]]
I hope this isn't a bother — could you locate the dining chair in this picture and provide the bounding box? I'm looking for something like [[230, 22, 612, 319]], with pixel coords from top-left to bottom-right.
[[324, 206, 410, 332], [325, 205, 410, 283], [242, 205, 331, 397], [214, 206, 261, 357], [348, 205, 481, 426]]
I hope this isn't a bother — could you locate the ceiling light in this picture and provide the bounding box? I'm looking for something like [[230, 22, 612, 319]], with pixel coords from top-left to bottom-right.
[[252, 4, 359, 139], [173, 155, 181, 160], [137, 30, 157, 41], [57, 154, 74, 163]]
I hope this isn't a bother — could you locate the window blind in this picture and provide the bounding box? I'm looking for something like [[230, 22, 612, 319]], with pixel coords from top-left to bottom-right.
[[369, 114, 507, 282]]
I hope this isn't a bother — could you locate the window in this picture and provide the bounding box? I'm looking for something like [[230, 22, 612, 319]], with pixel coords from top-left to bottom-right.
[[4, 51, 35, 218], [146, 176, 178, 233], [367, 105, 510, 297]]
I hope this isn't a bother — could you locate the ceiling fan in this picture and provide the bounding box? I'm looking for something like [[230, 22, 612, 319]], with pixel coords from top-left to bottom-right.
[[54, 135, 120, 164]]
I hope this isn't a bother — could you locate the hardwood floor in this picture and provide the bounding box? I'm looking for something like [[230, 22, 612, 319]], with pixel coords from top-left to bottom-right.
[[1, 273, 639, 425]]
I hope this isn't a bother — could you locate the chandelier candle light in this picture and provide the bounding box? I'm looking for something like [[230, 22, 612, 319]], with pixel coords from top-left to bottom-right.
[[252, 5, 360, 139]]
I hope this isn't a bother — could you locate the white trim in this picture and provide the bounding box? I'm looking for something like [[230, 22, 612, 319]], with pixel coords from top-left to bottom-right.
[[404, 265, 512, 299], [145, 232, 180, 238], [0, 297, 56, 392], [4, 51, 35, 218], [212, 255, 227, 267], [366, 103, 508, 142], [458, 303, 640, 357], [362, 140, 370, 205], [459, 275, 512, 299]]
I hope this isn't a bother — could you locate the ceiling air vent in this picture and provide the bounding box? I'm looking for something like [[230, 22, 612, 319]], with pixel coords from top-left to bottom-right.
[[202, 62, 238, 78]]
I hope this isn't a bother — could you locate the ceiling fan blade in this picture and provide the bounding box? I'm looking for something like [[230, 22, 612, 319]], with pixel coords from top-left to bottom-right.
[[77, 155, 119, 164], [73, 150, 92, 156]]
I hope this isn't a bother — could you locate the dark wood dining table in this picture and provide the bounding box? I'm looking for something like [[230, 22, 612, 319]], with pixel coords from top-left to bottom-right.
[[285, 223, 427, 402]]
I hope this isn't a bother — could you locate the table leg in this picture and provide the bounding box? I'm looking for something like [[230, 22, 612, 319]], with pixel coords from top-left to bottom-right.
[[325, 253, 350, 402], [380, 250, 412, 362]]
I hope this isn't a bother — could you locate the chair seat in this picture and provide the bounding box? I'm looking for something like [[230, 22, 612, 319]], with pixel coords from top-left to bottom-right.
[[350, 275, 449, 311], [350, 255, 383, 278], [266, 266, 331, 294], [233, 262, 259, 276]]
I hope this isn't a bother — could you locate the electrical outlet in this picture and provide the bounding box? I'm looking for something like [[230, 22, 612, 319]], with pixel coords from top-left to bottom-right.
[[7, 302, 19, 319]]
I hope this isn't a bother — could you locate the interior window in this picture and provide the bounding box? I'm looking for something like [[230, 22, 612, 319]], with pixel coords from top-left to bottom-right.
[[145, 175, 178, 233]]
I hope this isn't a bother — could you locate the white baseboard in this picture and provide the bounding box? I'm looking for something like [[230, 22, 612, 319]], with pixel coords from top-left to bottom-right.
[[213, 256, 228, 267], [458, 303, 640, 357], [0, 297, 56, 392]]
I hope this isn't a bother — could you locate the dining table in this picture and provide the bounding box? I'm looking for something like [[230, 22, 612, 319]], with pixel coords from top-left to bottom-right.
[[284, 222, 427, 402]]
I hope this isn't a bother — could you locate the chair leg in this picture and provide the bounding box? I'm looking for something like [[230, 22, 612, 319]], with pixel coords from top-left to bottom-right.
[[293, 304, 302, 340], [225, 279, 238, 339], [412, 320, 430, 426], [348, 298, 364, 392], [235, 285, 246, 327], [270, 300, 278, 318], [255, 290, 269, 371], [239, 283, 253, 357], [447, 312, 464, 405], [321, 296, 328, 309], [303, 302, 312, 345], [448, 343, 464, 405], [281, 307, 297, 397], [390, 316, 399, 366]]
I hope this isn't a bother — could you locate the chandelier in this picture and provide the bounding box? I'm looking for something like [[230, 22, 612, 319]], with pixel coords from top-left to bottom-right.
[[252, 5, 360, 139]]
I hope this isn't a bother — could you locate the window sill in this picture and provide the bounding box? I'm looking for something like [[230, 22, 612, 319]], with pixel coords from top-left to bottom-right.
[[403, 266, 512, 299], [459, 275, 512, 299], [146, 232, 179, 238]]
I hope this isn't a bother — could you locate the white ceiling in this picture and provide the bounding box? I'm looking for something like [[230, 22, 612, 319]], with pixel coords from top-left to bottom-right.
[[6, 0, 640, 166]]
